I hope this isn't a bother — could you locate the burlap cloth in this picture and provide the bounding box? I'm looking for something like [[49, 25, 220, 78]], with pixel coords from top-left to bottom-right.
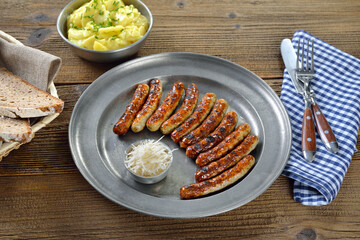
[[0, 30, 62, 160]]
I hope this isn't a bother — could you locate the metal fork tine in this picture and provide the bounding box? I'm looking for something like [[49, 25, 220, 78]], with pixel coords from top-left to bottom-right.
[[311, 39, 314, 72], [301, 39, 305, 70], [306, 39, 310, 70], [296, 40, 300, 70]]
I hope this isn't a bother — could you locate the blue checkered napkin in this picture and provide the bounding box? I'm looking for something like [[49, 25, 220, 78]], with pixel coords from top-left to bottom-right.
[[280, 30, 360, 206]]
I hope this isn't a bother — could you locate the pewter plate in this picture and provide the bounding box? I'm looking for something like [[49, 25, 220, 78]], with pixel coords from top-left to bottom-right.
[[69, 52, 291, 218]]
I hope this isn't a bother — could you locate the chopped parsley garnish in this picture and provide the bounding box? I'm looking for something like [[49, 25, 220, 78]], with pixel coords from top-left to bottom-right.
[[83, 14, 95, 22], [69, 22, 82, 30]]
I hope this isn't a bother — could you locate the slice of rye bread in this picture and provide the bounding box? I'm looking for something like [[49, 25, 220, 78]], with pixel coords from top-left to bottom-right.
[[0, 68, 64, 118], [0, 117, 32, 143]]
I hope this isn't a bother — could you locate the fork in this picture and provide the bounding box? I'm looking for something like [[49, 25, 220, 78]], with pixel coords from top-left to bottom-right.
[[296, 39, 317, 162], [296, 39, 339, 161]]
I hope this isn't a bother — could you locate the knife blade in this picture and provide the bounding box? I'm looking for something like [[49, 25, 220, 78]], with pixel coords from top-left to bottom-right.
[[281, 39, 305, 95], [281, 38, 339, 155]]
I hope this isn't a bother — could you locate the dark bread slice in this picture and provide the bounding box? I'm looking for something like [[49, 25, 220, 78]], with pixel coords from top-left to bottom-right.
[[0, 117, 32, 143], [0, 68, 64, 118]]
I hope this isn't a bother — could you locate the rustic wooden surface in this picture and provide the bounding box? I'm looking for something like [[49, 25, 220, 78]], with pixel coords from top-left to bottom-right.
[[1, 0, 360, 239]]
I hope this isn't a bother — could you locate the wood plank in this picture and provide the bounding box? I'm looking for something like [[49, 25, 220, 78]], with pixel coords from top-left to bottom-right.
[[0, 173, 359, 239], [1, 0, 360, 238], [1, 0, 359, 84]]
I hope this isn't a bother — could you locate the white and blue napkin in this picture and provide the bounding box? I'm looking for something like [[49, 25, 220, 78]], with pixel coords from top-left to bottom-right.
[[280, 30, 360, 206]]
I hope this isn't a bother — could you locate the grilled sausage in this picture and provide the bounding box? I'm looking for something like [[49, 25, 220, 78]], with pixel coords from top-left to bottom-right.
[[113, 83, 149, 135], [179, 99, 228, 148], [171, 93, 217, 143], [180, 155, 255, 199], [146, 82, 185, 132], [186, 111, 238, 159], [131, 79, 163, 133], [196, 123, 251, 167], [194, 135, 258, 182], [160, 83, 199, 135]]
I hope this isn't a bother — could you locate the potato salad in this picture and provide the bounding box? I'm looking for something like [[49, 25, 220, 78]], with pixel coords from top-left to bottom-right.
[[67, 0, 149, 51]]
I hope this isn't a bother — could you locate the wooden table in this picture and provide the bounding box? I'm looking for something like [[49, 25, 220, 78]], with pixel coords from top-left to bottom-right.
[[1, 0, 360, 239]]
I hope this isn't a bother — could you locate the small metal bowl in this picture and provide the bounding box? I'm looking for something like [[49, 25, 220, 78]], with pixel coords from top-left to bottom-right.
[[125, 140, 173, 184], [56, 0, 153, 63]]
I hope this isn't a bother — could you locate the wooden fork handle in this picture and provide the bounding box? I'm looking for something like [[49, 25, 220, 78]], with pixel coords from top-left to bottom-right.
[[302, 107, 316, 162], [311, 103, 339, 153]]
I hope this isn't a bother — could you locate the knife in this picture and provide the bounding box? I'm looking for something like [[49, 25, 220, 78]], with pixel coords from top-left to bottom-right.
[[281, 39, 316, 162], [281, 39, 339, 156]]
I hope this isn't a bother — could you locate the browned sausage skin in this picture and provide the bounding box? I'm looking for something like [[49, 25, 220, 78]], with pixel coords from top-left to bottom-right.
[[186, 111, 238, 159], [194, 135, 258, 182], [113, 83, 149, 135], [131, 79, 163, 133], [171, 93, 217, 143], [146, 82, 185, 132], [179, 99, 228, 148], [160, 83, 199, 135], [180, 155, 255, 199], [196, 123, 251, 167]]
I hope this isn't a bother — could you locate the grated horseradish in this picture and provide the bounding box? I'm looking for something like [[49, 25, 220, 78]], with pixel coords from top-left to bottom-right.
[[125, 138, 173, 177]]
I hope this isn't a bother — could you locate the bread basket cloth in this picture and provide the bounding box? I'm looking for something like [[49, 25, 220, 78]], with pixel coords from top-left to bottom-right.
[[0, 30, 62, 160]]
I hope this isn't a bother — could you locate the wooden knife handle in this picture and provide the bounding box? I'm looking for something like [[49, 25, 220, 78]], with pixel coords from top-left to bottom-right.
[[302, 107, 316, 161], [311, 103, 338, 153]]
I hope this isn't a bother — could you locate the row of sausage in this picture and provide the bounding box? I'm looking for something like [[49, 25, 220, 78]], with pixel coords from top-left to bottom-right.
[[112, 79, 258, 199]]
